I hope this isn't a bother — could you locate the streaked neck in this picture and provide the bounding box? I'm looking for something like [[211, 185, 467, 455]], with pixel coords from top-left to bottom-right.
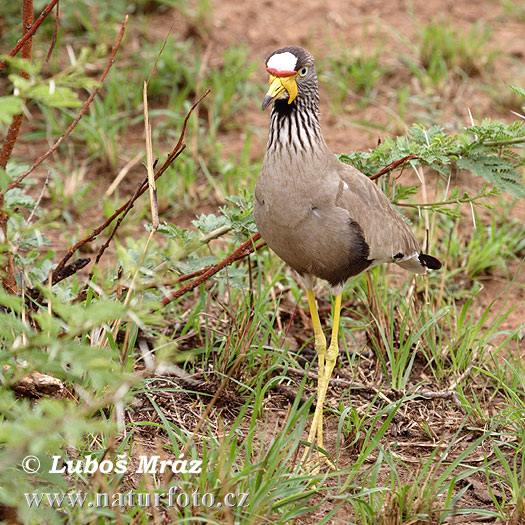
[[267, 97, 327, 156]]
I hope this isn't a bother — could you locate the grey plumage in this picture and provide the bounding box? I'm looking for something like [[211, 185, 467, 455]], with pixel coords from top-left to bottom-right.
[[254, 46, 441, 289]]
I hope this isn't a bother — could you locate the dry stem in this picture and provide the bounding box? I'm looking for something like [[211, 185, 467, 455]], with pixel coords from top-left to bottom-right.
[[368, 154, 421, 181], [0, 0, 34, 294], [0, 0, 59, 72]]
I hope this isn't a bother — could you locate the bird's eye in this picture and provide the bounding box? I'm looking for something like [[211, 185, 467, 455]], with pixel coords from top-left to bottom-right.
[[298, 67, 308, 78]]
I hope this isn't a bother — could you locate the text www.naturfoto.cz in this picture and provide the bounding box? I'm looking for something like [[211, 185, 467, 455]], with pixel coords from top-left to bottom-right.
[[25, 489, 249, 509]]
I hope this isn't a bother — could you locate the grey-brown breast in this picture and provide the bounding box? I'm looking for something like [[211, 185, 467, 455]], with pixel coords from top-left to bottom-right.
[[254, 156, 424, 286]]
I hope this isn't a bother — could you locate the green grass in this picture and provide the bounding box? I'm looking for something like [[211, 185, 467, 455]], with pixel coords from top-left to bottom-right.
[[394, 20, 495, 87], [320, 44, 389, 110]]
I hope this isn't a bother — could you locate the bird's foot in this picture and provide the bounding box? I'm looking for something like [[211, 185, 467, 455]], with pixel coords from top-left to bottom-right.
[[301, 436, 336, 473], [301, 446, 336, 473]]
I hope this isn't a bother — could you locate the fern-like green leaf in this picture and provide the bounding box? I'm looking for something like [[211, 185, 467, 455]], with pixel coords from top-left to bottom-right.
[[457, 155, 525, 198]]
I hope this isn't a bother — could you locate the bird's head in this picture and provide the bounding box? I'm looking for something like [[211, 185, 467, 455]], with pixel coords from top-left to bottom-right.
[[262, 46, 316, 110]]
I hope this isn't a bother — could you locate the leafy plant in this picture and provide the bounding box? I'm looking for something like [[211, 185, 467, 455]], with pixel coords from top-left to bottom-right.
[[417, 21, 494, 84], [321, 45, 389, 108], [341, 120, 525, 199]]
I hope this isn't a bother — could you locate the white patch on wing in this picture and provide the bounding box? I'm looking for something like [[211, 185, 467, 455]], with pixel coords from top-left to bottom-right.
[[267, 52, 298, 72], [343, 182, 349, 190]]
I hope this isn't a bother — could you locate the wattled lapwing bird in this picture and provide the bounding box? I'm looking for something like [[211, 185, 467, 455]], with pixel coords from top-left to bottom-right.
[[254, 46, 441, 465]]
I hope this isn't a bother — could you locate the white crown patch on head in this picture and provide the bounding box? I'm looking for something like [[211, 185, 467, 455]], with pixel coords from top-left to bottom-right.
[[267, 52, 298, 72]]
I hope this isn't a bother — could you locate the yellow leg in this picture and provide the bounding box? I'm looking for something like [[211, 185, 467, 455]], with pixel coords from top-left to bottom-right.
[[303, 293, 342, 468], [305, 288, 326, 451], [306, 288, 326, 374], [317, 294, 342, 459], [320, 293, 342, 405]]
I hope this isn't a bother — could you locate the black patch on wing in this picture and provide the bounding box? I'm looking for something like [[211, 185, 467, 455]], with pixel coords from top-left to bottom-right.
[[327, 220, 372, 287], [419, 253, 442, 270], [393, 252, 404, 260]]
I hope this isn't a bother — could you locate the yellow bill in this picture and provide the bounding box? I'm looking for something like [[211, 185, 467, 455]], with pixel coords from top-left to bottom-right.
[[261, 74, 298, 110]]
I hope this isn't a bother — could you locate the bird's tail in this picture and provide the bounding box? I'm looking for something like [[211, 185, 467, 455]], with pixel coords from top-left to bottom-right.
[[396, 252, 442, 274]]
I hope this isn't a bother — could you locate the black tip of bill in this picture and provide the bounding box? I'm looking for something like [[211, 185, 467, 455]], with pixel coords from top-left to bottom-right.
[[262, 95, 274, 111]]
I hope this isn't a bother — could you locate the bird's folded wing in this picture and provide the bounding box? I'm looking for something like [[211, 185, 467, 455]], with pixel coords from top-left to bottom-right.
[[335, 163, 421, 266]]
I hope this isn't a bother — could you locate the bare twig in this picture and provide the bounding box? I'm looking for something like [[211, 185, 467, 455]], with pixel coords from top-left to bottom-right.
[[5, 15, 129, 193], [160, 234, 262, 306], [0, 0, 59, 72], [0, 0, 34, 294], [44, 0, 59, 64], [67, 91, 211, 297], [368, 154, 421, 181]]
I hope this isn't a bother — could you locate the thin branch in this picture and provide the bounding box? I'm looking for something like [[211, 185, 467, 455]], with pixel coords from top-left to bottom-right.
[[368, 155, 420, 180], [44, 0, 59, 64], [0, 0, 59, 72], [0, 0, 34, 294], [5, 15, 129, 193], [53, 90, 210, 281], [160, 234, 262, 306]]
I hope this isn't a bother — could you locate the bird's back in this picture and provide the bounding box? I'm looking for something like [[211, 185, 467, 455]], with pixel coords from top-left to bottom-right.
[[255, 150, 427, 286]]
